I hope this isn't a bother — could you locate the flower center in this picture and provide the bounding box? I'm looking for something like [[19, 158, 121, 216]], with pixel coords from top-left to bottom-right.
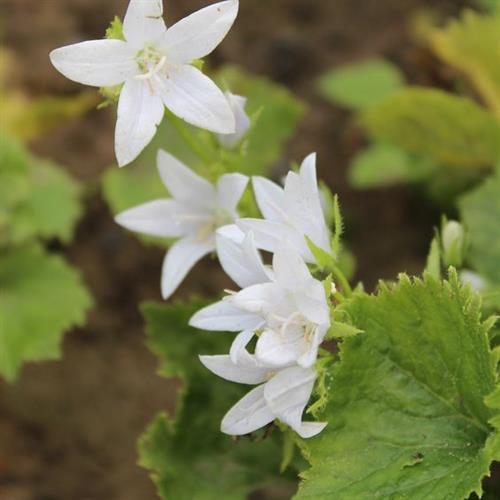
[[196, 208, 234, 242], [134, 45, 167, 94]]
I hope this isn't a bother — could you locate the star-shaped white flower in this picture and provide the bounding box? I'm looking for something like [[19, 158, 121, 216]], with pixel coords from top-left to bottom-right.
[[191, 238, 331, 369], [50, 0, 238, 166], [237, 153, 330, 261], [217, 92, 251, 149], [115, 149, 248, 298], [199, 349, 327, 438]]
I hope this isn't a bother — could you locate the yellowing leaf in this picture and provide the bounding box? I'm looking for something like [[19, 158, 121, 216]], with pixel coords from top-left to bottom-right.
[[0, 50, 98, 141], [431, 10, 500, 116], [363, 88, 500, 168]]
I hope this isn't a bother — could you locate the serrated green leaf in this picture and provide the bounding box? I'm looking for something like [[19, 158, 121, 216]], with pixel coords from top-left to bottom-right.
[[362, 88, 500, 168], [296, 273, 500, 499], [348, 142, 437, 189], [139, 301, 298, 500], [0, 135, 83, 245], [431, 10, 500, 116], [326, 321, 362, 340], [460, 172, 500, 284], [0, 244, 92, 381], [9, 160, 83, 244], [317, 59, 405, 110]]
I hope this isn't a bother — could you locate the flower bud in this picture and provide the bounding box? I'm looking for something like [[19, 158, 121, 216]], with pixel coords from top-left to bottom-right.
[[217, 92, 251, 149], [441, 220, 466, 267]]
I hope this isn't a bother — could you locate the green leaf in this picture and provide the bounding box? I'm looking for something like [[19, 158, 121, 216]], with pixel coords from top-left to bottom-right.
[[317, 59, 405, 110], [348, 142, 437, 189], [296, 272, 500, 499], [0, 244, 92, 381], [214, 65, 305, 176], [460, 171, 500, 284], [431, 10, 500, 116], [0, 135, 83, 245], [362, 88, 500, 168], [9, 160, 83, 244], [139, 301, 298, 499]]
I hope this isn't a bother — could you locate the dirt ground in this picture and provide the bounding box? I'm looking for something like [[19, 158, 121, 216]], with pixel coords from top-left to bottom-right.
[[2, 0, 495, 499]]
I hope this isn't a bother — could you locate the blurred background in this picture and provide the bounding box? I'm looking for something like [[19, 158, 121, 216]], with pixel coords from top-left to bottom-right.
[[0, 0, 478, 498]]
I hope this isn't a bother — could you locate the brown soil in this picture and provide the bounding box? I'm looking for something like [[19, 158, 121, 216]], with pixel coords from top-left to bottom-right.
[[3, 0, 496, 499]]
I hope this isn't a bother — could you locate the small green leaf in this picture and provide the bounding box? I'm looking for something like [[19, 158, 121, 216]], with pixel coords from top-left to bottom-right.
[[306, 236, 334, 271], [0, 244, 92, 381], [138, 301, 298, 499], [326, 320, 362, 339], [317, 59, 405, 110], [431, 10, 500, 116], [348, 142, 437, 189], [296, 272, 500, 499], [460, 171, 500, 284], [362, 88, 500, 167], [425, 236, 441, 279], [105, 16, 125, 41]]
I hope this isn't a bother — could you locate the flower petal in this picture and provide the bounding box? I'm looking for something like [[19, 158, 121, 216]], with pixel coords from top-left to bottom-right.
[[255, 328, 303, 368], [189, 299, 264, 332], [115, 78, 164, 167], [295, 421, 327, 439], [221, 385, 275, 436], [122, 0, 167, 49], [114, 199, 209, 238], [237, 218, 311, 259], [50, 40, 137, 87], [156, 149, 215, 206], [296, 326, 325, 369], [272, 242, 312, 292], [160, 0, 239, 64], [283, 153, 330, 252], [161, 235, 213, 299], [264, 366, 317, 435], [158, 65, 235, 134], [216, 231, 271, 289], [229, 329, 255, 364], [216, 223, 245, 244], [295, 281, 330, 326], [218, 93, 251, 148], [199, 352, 268, 385], [216, 173, 248, 213], [252, 176, 287, 222], [232, 282, 284, 315]]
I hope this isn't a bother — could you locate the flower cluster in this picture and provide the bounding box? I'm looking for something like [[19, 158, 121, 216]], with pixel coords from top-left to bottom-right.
[[190, 155, 332, 438], [50, 0, 334, 439]]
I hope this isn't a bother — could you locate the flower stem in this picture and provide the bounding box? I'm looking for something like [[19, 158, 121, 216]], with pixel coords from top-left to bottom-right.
[[328, 261, 352, 298], [166, 112, 213, 165]]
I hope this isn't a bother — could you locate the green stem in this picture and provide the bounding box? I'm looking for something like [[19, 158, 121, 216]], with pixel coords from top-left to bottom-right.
[[167, 114, 213, 165], [328, 262, 353, 298]]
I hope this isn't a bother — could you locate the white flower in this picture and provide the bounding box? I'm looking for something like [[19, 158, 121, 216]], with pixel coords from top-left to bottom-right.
[[237, 153, 330, 262], [191, 239, 331, 368], [50, 0, 238, 166], [217, 92, 251, 149], [200, 349, 327, 438], [115, 149, 248, 298]]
